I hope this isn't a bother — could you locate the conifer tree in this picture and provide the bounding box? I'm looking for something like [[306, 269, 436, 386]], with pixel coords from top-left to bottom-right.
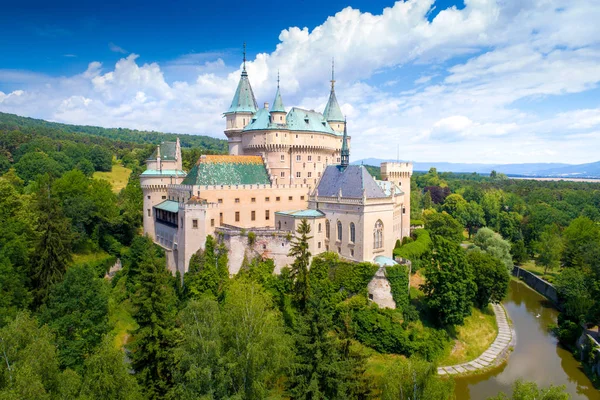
[[128, 237, 179, 399], [288, 219, 312, 309]]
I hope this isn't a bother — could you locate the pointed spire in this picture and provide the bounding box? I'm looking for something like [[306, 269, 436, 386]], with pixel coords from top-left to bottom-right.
[[271, 71, 286, 113], [340, 117, 349, 168], [323, 58, 344, 122], [226, 43, 258, 114]]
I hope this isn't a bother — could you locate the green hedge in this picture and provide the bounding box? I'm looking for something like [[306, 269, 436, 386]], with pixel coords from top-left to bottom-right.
[[393, 229, 432, 270], [386, 264, 409, 311]]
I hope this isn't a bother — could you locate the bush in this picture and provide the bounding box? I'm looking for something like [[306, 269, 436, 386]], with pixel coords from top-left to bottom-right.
[[394, 229, 431, 270]]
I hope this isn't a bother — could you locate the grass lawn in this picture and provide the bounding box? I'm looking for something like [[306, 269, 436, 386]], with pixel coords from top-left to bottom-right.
[[71, 249, 112, 266], [109, 279, 138, 350], [438, 305, 497, 366], [520, 260, 560, 283], [93, 163, 132, 193]]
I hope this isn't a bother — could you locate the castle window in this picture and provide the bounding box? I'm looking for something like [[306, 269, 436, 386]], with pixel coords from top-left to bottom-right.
[[219, 213, 223, 225], [235, 211, 240, 222], [326, 245, 329, 251], [325, 220, 330, 239], [192, 219, 198, 229], [318, 156, 321, 162], [288, 196, 293, 201], [147, 195, 150, 199], [308, 155, 312, 161], [337, 157, 341, 163], [280, 154, 285, 161], [402, 207, 406, 214], [251, 211, 256, 221], [350, 249, 354, 257], [301, 196, 305, 200], [308, 172, 312, 178], [211, 219, 215, 227], [278, 221, 281, 229], [318, 242, 321, 249], [162, 196, 166, 200], [318, 223, 322, 233], [235, 198, 240, 203], [350, 222, 355, 243], [147, 209, 151, 217], [276, 196, 281, 202], [280, 116, 283, 121], [276, 133, 278, 137], [303, 163, 306, 168], [265, 210, 270, 220], [296, 134, 298, 138], [337, 221, 342, 242], [338, 247, 341, 254], [243, 118, 246, 125], [374, 220, 384, 249], [296, 172, 301, 178], [280, 171, 285, 178], [266, 197, 270, 202], [218, 199, 223, 204], [251, 197, 256, 203], [296, 155, 301, 161]]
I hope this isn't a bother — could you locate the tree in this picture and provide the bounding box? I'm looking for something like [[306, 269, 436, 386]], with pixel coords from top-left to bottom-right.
[[0, 312, 79, 399], [487, 379, 569, 400], [88, 145, 113, 172], [422, 190, 433, 210], [421, 237, 476, 326], [80, 335, 143, 400], [463, 201, 486, 238], [30, 177, 73, 306], [467, 250, 510, 309], [562, 216, 600, 269], [442, 193, 467, 221], [498, 211, 523, 243], [535, 225, 563, 275], [128, 237, 179, 399], [424, 186, 451, 204], [40, 264, 110, 371], [184, 235, 228, 298], [14, 151, 64, 183], [554, 268, 595, 323], [379, 358, 454, 400], [481, 190, 503, 228], [424, 211, 464, 244], [288, 219, 313, 309], [473, 227, 513, 270]]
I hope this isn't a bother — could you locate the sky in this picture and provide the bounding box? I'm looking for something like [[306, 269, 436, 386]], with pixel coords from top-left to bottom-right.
[[1, 0, 599, 164]]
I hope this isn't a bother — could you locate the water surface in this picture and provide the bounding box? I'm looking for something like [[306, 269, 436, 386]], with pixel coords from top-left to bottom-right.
[[454, 280, 600, 399]]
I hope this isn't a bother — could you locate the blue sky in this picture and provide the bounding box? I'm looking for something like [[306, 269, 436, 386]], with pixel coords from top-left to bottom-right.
[[1, 0, 599, 164]]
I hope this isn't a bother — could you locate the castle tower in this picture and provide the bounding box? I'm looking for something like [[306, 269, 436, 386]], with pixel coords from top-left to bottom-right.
[[323, 59, 345, 133], [225, 43, 258, 155], [270, 72, 286, 125], [380, 161, 413, 238]]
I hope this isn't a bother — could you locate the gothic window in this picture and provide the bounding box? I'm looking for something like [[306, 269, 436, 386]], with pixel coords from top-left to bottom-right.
[[374, 220, 384, 249], [337, 221, 342, 241], [325, 220, 330, 239], [350, 222, 355, 243]]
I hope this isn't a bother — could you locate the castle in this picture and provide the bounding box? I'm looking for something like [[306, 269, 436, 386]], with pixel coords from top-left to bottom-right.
[[141, 57, 413, 276]]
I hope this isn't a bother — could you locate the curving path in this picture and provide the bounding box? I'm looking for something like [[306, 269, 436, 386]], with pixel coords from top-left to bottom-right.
[[438, 303, 514, 375]]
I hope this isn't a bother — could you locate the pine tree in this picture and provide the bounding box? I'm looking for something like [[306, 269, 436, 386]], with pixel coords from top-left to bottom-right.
[[288, 219, 312, 309], [128, 237, 179, 399]]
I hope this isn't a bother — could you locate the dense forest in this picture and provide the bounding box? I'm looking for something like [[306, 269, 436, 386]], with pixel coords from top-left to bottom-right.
[[0, 112, 593, 399]]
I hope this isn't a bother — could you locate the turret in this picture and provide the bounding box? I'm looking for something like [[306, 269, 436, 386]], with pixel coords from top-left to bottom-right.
[[323, 59, 345, 133], [224, 43, 258, 155], [270, 72, 286, 124], [156, 145, 161, 172], [340, 117, 349, 168]]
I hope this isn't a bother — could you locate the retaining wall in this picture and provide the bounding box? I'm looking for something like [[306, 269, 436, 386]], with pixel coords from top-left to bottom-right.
[[512, 266, 559, 305]]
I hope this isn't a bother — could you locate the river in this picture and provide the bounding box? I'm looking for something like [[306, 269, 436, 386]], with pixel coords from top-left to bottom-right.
[[454, 280, 600, 399]]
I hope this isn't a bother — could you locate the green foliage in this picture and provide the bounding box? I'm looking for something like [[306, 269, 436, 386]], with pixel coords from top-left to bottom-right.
[[127, 236, 179, 399], [473, 227, 513, 270], [40, 264, 110, 372], [467, 250, 510, 309], [385, 264, 409, 312], [534, 225, 563, 275], [288, 219, 312, 309], [393, 228, 432, 270], [247, 230, 256, 246], [14, 152, 65, 183], [379, 357, 455, 400], [173, 281, 292, 400], [554, 314, 583, 347], [554, 268, 595, 324], [184, 235, 229, 299], [487, 379, 569, 400], [88, 145, 113, 172], [424, 211, 464, 244], [421, 238, 476, 326], [562, 216, 600, 269], [80, 335, 143, 400], [310, 252, 378, 296]]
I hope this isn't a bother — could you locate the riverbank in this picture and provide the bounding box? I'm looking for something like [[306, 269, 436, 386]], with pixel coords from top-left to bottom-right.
[[438, 303, 514, 376]]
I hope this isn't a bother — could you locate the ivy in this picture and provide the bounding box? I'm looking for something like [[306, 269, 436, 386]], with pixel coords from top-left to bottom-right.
[[385, 264, 409, 312]]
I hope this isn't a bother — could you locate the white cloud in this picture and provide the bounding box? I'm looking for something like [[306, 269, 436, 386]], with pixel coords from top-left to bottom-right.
[[109, 42, 127, 54], [1, 0, 600, 164]]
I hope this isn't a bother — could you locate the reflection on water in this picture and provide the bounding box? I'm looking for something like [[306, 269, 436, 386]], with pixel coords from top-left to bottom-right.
[[454, 280, 600, 399]]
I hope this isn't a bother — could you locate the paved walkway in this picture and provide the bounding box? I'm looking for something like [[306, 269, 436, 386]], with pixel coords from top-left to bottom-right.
[[437, 303, 513, 376]]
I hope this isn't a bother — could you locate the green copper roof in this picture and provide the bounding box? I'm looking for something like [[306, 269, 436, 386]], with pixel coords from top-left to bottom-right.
[[323, 88, 344, 122], [243, 107, 340, 136], [275, 209, 325, 218], [181, 155, 271, 186], [154, 200, 180, 213], [271, 87, 285, 113], [141, 169, 187, 176], [226, 70, 258, 114]]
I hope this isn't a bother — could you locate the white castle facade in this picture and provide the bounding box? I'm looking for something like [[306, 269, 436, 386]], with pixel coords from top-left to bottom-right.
[[140, 59, 413, 278]]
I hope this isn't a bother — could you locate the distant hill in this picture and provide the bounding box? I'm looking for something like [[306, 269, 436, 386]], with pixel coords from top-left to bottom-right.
[[353, 158, 600, 179], [0, 112, 228, 152]]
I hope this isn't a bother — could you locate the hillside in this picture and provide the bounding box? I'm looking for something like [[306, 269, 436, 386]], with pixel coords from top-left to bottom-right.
[[354, 158, 600, 178], [0, 112, 228, 153]]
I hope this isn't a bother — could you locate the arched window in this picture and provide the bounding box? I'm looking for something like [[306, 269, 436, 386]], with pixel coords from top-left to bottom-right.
[[278, 221, 281, 230], [374, 220, 384, 249], [325, 220, 330, 239], [337, 221, 342, 241], [350, 222, 355, 243]]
